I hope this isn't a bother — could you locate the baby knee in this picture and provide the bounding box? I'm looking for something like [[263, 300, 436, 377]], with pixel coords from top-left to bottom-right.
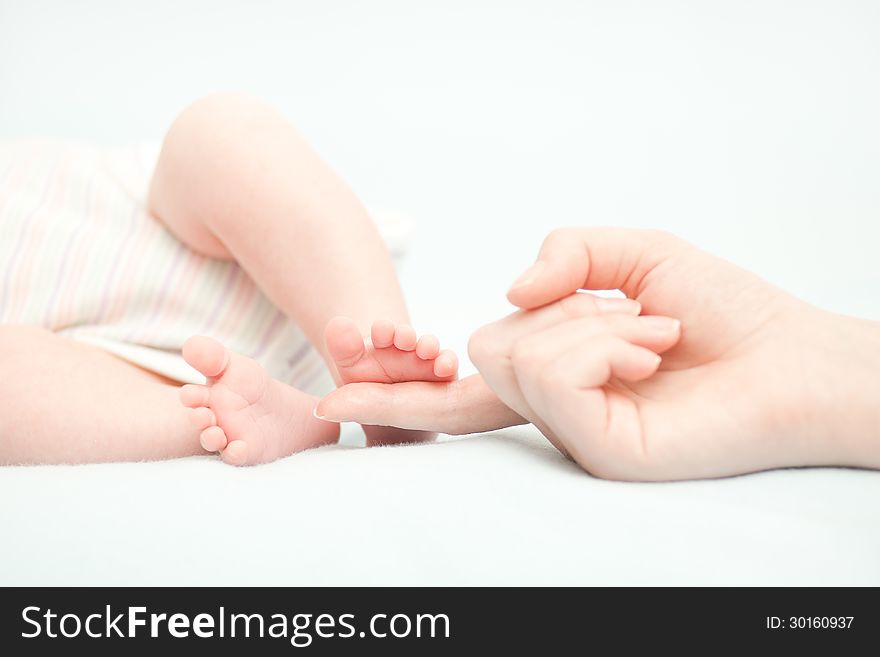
[[157, 93, 299, 219], [167, 92, 291, 155]]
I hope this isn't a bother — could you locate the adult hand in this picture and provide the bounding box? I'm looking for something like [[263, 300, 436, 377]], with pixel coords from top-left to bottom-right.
[[319, 227, 879, 480], [469, 227, 879, 479], [315, 295, 642, 437]]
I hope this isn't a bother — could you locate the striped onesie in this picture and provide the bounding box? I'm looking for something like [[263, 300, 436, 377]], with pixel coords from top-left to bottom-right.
[[0, 140, 407, 393]]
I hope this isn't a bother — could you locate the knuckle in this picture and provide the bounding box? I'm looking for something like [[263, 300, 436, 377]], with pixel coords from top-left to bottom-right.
[[545, 226, 578, 245], [641, 228, 685, 251], [509, 336, 541, 371], [468, 316, 518, 368], [591, 331, 623, 351], [558, 293, 598, 319], [467, 325, 497, 367], [591, 314, 631, 337]]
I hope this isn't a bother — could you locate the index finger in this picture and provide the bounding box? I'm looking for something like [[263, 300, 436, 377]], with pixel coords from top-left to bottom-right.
[[315, 375, 526, 436]]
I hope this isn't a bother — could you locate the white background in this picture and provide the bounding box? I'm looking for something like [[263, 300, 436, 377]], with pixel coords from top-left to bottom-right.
[[2, 0, 878, 341], [1, 0, 878, 585]]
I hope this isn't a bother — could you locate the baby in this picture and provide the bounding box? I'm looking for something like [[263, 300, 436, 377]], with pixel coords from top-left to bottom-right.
[[0, 93, 457, 466]]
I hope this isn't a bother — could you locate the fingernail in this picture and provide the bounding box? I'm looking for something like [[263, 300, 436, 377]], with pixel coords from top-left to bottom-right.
[[595, 297, 641, 314], [510, 261, 546, 289], [313, 407, 328, 421], [640, 316, 681, 332]]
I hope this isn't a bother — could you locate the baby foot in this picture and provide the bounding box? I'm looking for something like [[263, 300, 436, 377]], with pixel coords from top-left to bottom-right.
[[323, 317, 458, 445], [324, 317, 458, 385], [179, 336, 339, 465]]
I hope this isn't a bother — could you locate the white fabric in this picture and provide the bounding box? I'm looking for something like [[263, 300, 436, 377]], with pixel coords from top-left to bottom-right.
[[2, 424, 878, 585]]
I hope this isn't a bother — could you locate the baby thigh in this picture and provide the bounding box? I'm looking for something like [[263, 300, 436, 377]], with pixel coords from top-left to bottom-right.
[[0, 326, 201, 464]]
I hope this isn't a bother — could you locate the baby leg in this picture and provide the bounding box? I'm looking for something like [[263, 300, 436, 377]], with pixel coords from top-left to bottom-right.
[[148, 92, 409, 365], [149, 93, 443, 447], [0, 326, 199, 464]]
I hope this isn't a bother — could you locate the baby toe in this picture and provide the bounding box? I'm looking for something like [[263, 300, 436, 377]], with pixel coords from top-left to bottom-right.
[[200, 426, 227, 452], [415, 334, 440, 360], [393, 324, 417, 351], [433, 350, 459, 378], [371, 319, 395, 348], [189, 406, 216, 430], [221, 440, 249, 466], [325, 316, 366, 367], [182, 336, 229, 378], [180, 384, 209, 408]]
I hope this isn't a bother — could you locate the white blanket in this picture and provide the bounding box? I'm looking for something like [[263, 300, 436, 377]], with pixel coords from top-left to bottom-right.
[[3, 424, 878, 586]]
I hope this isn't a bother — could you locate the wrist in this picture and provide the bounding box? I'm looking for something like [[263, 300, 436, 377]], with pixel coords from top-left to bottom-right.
[[802, 312, 880, 468]]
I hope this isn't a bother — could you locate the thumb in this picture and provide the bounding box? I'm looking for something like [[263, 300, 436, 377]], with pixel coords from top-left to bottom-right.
[[507, 227, 684, 309]]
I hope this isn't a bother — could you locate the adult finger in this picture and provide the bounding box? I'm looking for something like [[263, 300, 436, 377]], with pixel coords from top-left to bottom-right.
[[468, 294, 638, 425], [504, 313, 678, 472], [509, 313, 681, 374], [468, 294, 642, 455], [314, 375, 526, 435], [513, 335, 662, 478], [506, 227, 687, 309], [468, 293, 640, 387]]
